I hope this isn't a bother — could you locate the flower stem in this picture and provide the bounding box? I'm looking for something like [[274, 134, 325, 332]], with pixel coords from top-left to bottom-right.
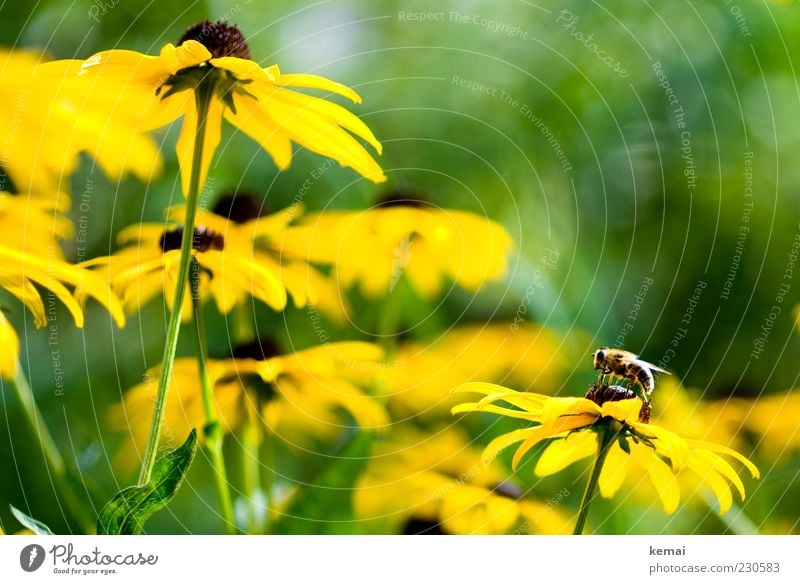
[[573, 425, 616, 535], [241, 393, 263, 534], [8, 362, 95, 533], [190, 258, 236, 534], [137, 77, 215, 486]]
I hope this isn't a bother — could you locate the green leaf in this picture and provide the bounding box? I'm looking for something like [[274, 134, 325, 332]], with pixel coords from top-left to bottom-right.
[[10, 505, 54, 535], [97, 429, 198, 535]]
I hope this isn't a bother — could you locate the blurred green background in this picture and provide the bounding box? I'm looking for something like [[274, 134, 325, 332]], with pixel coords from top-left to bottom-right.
[[1, 0, 799, 534]]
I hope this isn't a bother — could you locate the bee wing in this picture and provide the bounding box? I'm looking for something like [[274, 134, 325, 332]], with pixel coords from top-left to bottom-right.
[[636, 359, 670, 374]]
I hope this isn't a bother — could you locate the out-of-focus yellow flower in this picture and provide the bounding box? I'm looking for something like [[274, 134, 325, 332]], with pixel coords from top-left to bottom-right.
[[0, 47, 161, 194], [0, 192, 72, 258], [700, 391, 800, 461], [649, 378, 799, 461], [112, 341, 389, 463], [379, 323, 567, 417], [282, 194, 513, 298], [83, 195, 350, 321], [44, 20, 385, 195], [453, 383, 760, 515], [0, 244, 125, 378], [354, 426, 572, 534], [83, 207, 289, 320], [189, 194, 346, 321]]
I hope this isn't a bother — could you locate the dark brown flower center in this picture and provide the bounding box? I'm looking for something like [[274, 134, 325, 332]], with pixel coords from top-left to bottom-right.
[[224, 338, 284, 404], [584, 383, 651, 423], [0, 165, 16, 194], [159, 225, 225, 253], [213, 193, 263, 224], [401, 518, 449, 535], [179, 20, 251, 60], [231, 338, 283, 361], [375, 188, 428, 209]]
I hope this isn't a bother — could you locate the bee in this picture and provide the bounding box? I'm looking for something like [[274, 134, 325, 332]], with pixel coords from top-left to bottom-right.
[[592, 347, 669, 401]]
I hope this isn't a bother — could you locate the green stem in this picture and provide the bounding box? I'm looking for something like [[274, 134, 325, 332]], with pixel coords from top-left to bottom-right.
[[137, 78, 215, 486], [573, 425, 615, 535], [9, 362, 95, 533], [241, 393, 263, 534], [376, 285, 404, 355], [262, 422, 276, 533], [190, 259, 236, 534]]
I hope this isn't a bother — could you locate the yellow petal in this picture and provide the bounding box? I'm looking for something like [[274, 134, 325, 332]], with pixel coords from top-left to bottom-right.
[[164, 41, 211, 73], [256, 90, 386, 183], [636, 448, 681, 514], [598, 442, 632, 498], [277, 72, 362, 103], [534, 431, 598, 477], [0, 312, 20, 378], [271, 88, 382, 153], [0, 275, 46, 327], [210, 56, 269, 81], [689, 466, 734, 515], [539, 397, 600, 427], [685, 439, 760, 479], [176, 96, 224, 196], [512, 426, 554, 470], [481, 427, 538, 464], [601, 398, 644, 422], [689, 449, 746, 500], [634, 422, 690, 472], [451, 402, 543, 422], [452, 381, 519, 397], [224, 94, 294, 169]]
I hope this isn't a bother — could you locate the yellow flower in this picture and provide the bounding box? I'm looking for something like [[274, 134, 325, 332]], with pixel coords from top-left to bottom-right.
[[112, 340, 388, 462], [83, 194, 351, 321], [354, 426, 572, 534], [0, 192, 72, 258], [452, 383, 760, 515], [379, 322, 567, 417], [189, 194, 346, 321], [0, 47, 161, 194], [45, 21, 385, 195], [700, 391, 800, 461], [82, 206, 288, 320], [281, 192, 513, 298], [0, 244, 125, 378]]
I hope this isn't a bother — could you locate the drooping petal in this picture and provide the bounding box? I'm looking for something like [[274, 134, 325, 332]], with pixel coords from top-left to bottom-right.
[[685, 439, 760, 479], [225, 94, 293, 170], [271, 88, 382, 153], [637, 448, 681, 514], [0, 275, 47, 328], [175, 95, 224, 196], [688, 465, 734, 515], [512, 427, 556, 470], [534, 431, 598, 477], [598, 442, 633, 498], [0, 311, 20, 378], [689, 449, 746, 500], [481, 427, 538, 464], [277, 71, 362, 103]]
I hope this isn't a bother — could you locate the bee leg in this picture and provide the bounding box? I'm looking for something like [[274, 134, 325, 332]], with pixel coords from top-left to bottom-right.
[[635, 382, 650, 404]]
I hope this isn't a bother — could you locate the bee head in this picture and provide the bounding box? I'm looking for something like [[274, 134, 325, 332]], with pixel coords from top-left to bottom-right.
[[593, 347, 607, 368]]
